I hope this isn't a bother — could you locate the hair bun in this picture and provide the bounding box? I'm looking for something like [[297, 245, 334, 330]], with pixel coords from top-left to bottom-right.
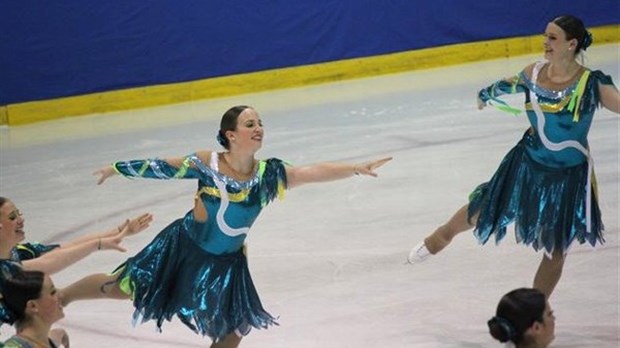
[[0, 302, 17, 325], [216, 131, 228, 148], [582, 31, 593, 51], [488, 316, 515, 343]]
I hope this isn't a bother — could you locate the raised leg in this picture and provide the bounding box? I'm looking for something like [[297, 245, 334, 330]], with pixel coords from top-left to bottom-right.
[[61, 273, 129, 306], [408, 204, 477, 263]]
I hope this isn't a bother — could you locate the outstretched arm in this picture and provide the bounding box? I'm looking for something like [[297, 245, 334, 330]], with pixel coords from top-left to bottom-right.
[[285, 157, 392, 189], [477, 69, 529, 112], [60, 213, 153, 248], [94, 155, 196, 185], [599, 83, 620, 114], [13, 214, 151, 264], [21, 233, 127, 275]]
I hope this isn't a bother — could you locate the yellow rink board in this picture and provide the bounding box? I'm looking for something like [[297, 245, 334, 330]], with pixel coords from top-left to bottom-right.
[[2, 25, 618, 126]]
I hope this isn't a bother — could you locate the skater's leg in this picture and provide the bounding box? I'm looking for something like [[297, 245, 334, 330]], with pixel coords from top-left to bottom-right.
[[408, 204, 477, 263], [61, 273, 129, 306], [533, 250, 565, 298]]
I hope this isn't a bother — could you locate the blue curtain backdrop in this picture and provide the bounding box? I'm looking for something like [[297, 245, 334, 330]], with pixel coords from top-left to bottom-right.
[[0, 1, 617, 105]]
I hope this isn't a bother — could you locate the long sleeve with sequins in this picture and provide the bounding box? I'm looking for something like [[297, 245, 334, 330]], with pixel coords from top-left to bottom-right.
[[478, 75, 528, 103], [113, 155, 202, 180]]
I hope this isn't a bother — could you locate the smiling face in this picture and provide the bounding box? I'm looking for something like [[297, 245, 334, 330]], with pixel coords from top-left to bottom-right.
[[543, 22, 577, 61], [226, 107, 264, 153], [0, 199, 26, 249]]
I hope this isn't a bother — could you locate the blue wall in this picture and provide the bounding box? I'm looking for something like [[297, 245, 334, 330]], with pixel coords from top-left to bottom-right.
[[1, 1, 618, 105]]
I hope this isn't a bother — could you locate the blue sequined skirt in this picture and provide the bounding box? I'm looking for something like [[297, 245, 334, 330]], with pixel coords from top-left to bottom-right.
[[115, 219, 277, 342], [468, 136, 604, 254]]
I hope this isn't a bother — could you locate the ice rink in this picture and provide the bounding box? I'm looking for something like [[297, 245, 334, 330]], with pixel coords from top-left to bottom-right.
[[1, 44, 618, 347]]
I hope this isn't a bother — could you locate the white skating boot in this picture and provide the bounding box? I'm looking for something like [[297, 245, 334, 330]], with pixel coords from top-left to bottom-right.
[[407, 241, 432, 264]]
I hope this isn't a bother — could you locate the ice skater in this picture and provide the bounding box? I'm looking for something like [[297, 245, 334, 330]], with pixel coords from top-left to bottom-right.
[[61, 105, 392, 347], [0, 270, 66, 348], [407, 15, 620, 298], [0, 196, 152, 346], [488, 288, 555, 347]]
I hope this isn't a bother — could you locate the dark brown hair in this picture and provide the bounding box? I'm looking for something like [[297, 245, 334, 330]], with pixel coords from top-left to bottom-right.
[[553, 15, 591, 53], [488, 288, 546, 345], [1, 269, 45, 324], [217, 106, 250, 149]]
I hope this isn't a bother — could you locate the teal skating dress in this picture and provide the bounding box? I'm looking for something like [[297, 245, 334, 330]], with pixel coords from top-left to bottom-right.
[[471, 62, 614, 254], [111, 152, 287, 342]]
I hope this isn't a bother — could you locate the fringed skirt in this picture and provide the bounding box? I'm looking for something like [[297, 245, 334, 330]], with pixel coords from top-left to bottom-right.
[[468, 137, 604, 254], [114, 219, 277, 342]]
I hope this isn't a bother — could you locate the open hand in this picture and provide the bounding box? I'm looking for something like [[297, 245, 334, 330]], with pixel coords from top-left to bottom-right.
[[93, 166, 116, 185], [477, 97, 487, 110], [98, 233, 127, 252], [118, 213, 154, 237], [354, 157, 393, 177]]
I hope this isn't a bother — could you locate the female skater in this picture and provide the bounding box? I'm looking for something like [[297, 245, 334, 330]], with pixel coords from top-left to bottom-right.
[[0, 270, 65, 348], [488, 288, 555, 347], [61, 105, 391, 347], [0, 197, 152, 346], [0, 196, 152, 277], [407, 15, 620, 298]]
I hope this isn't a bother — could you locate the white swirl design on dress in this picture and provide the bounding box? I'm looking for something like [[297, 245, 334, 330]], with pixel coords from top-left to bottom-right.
[[530, 62, 592, 234]]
